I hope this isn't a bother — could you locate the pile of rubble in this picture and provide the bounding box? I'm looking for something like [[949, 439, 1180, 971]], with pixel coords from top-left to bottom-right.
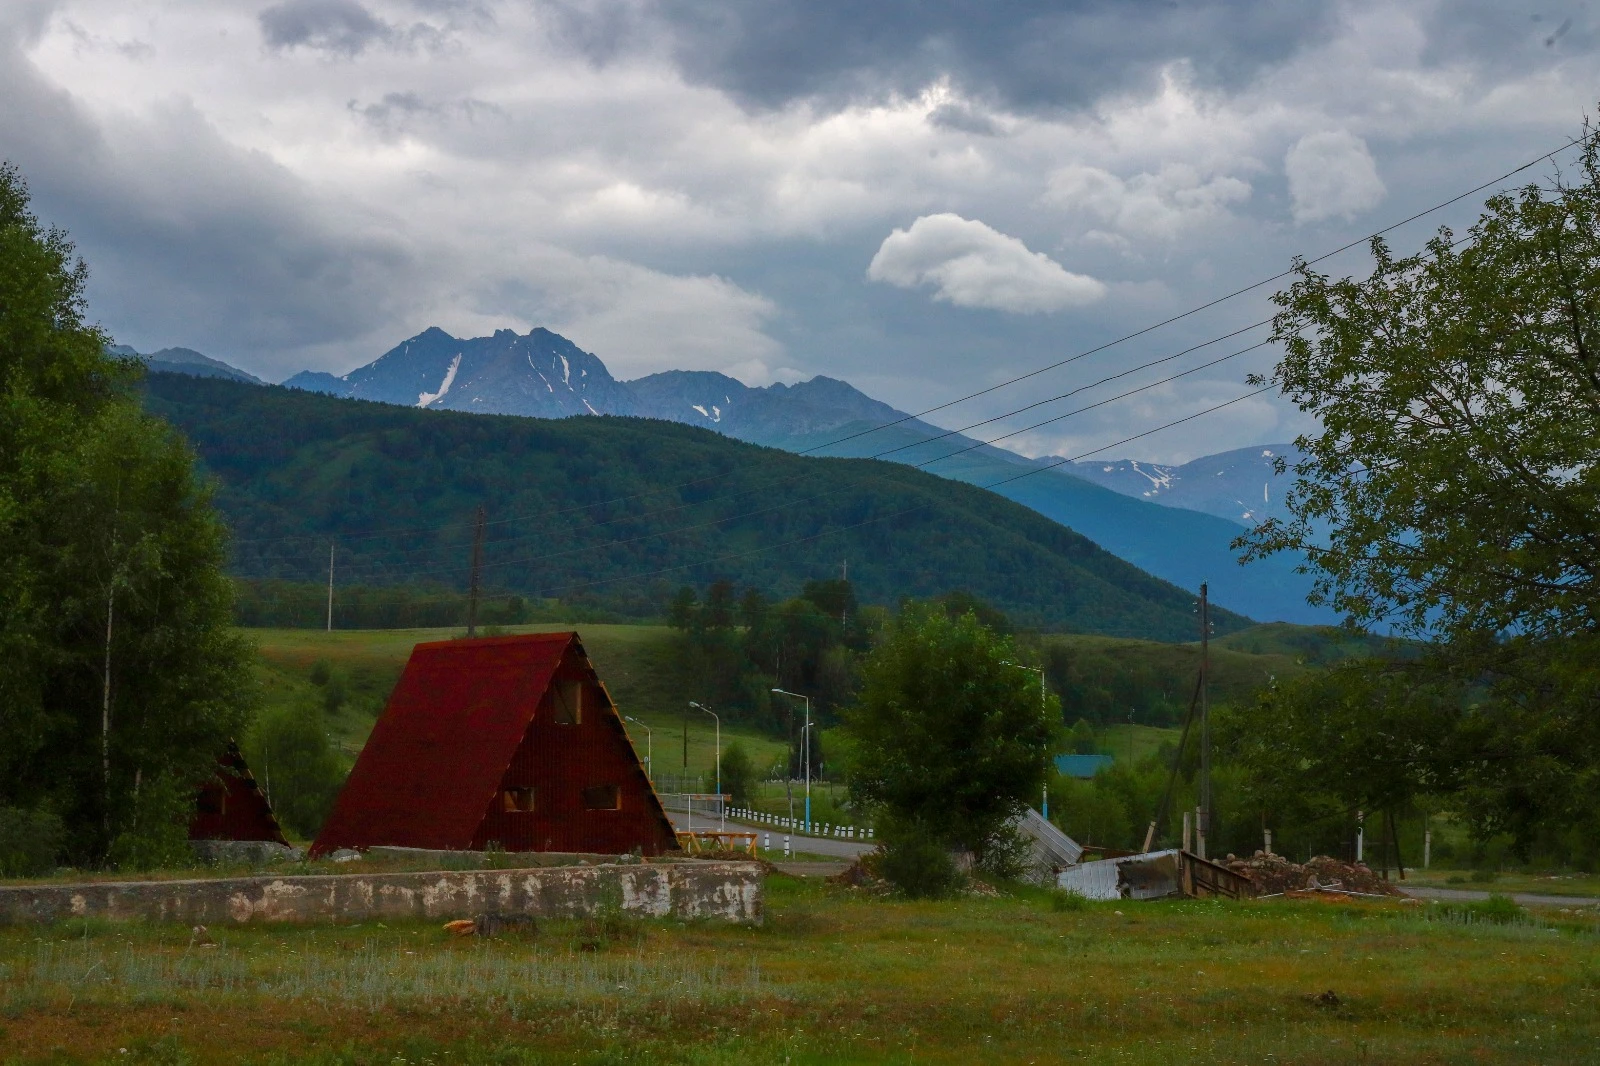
[[1219, 852, 1405, 897]]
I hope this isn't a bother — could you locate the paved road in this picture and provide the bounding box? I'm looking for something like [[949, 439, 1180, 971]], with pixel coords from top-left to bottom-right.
[[665, 813, 875, 860], [1401, 885, 1600, 908]]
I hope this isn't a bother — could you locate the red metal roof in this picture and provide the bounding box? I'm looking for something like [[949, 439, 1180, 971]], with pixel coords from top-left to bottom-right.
[[313, 632, 574, 853], [311, 631, 676, 857]]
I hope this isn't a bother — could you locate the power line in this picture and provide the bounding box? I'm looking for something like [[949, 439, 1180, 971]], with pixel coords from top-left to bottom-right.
[[230, 131, 1586, 552]]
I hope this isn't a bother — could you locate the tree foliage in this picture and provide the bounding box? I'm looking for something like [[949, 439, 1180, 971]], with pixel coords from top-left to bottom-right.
[[0, 163, 254, 865], [1244, 131, 1600, 639], [1236, 127, 1600, 859], [843, 606, 1055, 866], [141, 372, 1253, 641]]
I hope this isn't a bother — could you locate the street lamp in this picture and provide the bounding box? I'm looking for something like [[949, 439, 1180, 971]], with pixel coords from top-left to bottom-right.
[[771, 688, 811, 833], [623, 715, 652, 781], [689, 701, 721, 830], [1003, 661, 1049, 818]]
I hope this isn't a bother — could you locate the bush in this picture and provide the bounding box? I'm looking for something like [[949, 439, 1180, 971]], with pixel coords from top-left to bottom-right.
[[1436, 893, 1525, 925], [0, 805, 64, 877], [105, 773, 195, 872], [976, 821, 1034, 881], [877, 819, 965, 899]]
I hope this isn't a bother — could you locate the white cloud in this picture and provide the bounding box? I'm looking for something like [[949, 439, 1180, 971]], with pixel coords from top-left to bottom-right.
[[867, 213, 1105, 313], [1285, 130, 1386, 224], [1045, 162, 1252, 240]]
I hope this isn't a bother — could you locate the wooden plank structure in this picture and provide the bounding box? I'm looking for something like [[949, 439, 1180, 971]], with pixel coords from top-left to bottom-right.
[[311, 632, 677, 857]]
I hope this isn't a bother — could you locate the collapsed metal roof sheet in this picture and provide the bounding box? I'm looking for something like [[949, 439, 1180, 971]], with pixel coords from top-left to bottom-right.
[[1056, 850, 1182, 901]]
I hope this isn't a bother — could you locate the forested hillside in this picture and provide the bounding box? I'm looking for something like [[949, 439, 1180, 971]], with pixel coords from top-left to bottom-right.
[[143, 373, 1249, 640]]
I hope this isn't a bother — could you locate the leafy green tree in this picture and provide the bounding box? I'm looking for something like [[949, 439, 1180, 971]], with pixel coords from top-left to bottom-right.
[[710, 741, 757, 806], [1244, 131, 1600, 639], [844, 605, 1055, 886], [248, 697, 346, 840], [1067, 718, 1098, 755], [0, 162, 254, 865], [1219, 662, 1465, 858], [1240, 128, 1600, 857]]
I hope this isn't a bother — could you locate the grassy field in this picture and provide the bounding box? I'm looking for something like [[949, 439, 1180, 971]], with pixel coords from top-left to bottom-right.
[[1094, 723, 1181, 765], [0, 876, 1596, 1064]]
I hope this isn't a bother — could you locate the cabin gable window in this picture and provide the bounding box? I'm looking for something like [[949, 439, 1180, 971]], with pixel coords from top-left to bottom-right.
[[551, 679, 582, 724], [580, 784, 620, 811]]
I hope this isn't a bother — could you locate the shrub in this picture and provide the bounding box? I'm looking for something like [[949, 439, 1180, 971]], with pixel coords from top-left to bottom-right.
[[976, 821, 1033, 882], [877, 819, 964, 899], [0, 805, 64, 877], [105, 774, 195, 872]]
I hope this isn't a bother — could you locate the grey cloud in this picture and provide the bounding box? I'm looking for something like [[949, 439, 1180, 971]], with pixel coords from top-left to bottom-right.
[[1420, 4, 1600, 76], [617, 0, 1337, 113], [259, 0, 449, 57], [260, 0, 392, 55], [348, 91, 506, 144], [0, 31, 419, 379], [927, 102, 1001, 136]]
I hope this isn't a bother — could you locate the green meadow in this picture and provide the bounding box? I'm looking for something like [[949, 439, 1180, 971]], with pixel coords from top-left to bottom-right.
[[0, 876, 1595, 1065]]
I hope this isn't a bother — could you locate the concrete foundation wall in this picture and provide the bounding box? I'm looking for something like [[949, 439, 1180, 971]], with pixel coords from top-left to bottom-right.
[[0, 861, 761, 926]]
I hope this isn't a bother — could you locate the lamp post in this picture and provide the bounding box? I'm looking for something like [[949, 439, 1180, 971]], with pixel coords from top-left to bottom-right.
[[1003, 661, 1049, 817], [771, 688, 811, 833], [689, 701, 721, 830], [624, 715, 652, 781]]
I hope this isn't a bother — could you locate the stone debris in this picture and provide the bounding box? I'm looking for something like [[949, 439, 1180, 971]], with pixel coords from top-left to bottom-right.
[[1220, 852, 1404, 897]]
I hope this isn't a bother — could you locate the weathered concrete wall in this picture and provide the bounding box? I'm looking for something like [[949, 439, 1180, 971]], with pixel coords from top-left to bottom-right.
[[0, 861, 761, 926]]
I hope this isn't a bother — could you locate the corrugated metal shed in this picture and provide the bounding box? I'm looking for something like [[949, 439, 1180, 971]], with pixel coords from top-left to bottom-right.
[[311, 632, 677, 857], [189, 741, 289, 846], [1012, 808, 1083, 884]]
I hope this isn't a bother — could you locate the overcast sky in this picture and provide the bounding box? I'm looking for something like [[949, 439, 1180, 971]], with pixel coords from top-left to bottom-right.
[[4, 0, 1596, 462]]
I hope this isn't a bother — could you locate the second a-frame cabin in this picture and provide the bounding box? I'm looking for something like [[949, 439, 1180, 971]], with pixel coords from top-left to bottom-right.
[[311, 632, 677, 856]]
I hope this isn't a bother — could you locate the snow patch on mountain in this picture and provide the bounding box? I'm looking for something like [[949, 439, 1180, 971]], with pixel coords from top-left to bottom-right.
[[417, 354, 462, 407]]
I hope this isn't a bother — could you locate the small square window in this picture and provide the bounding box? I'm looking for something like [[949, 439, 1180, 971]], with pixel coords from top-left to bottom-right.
[[551, 679, 582, 724], [502, 787, 535, 812], [580, 784, 620, 811]]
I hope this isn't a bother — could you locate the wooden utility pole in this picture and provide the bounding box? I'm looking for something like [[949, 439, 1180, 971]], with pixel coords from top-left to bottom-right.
[[326, 540, 335, 632], [466, 504, 486, 637], [1198, 582, 1211, 860]]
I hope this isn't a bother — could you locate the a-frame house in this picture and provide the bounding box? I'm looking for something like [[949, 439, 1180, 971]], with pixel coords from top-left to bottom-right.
[[311, 632, 677, 856], [190, 741, 291, 846]]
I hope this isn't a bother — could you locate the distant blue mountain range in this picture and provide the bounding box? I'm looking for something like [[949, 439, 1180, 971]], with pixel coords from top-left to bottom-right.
[[134, 328, 1332, 624]]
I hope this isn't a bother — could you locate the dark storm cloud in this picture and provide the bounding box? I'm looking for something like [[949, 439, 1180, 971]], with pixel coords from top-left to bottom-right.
[[0, 28, 418, 378], [595, 0, 1335, 113]]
